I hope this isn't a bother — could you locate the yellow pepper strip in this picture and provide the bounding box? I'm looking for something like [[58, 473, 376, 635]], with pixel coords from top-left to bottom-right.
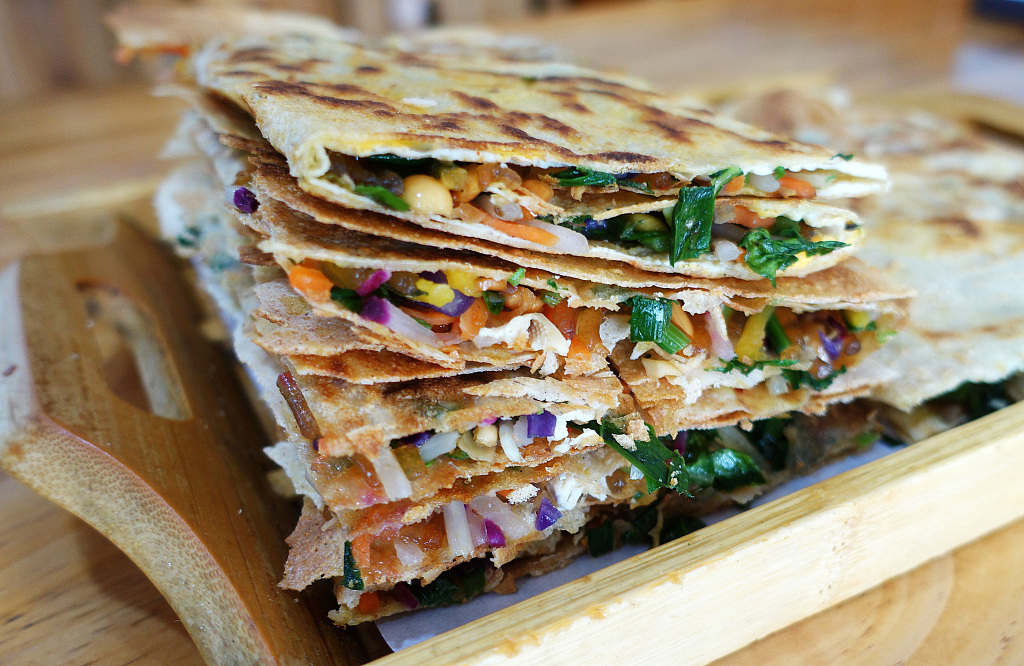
[[735, 308, 772, 362], [414, 278, 455, 307], [444, 269, 484, 296]]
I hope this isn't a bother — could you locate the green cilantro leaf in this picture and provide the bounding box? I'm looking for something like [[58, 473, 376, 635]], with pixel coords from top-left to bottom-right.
[[773, 166, 786, 179], [668, 166, 742, 265], [330, 287, 362, 312], [551, 166, 618, 187], [739, 222, 847, 286]]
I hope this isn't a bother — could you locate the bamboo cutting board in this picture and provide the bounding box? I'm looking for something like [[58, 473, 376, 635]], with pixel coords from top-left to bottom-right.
[[3, 218, 1024, 665], [0, 221, 376, 665]]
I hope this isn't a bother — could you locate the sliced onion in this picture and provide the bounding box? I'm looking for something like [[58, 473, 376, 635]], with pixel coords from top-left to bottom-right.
[[713, 240, 741, 262], [520, 218, 590, 254], [442, 501, 474, 558], [356, 269, 391, 296], [468, 496, 532, 539], [527, 410, 557, 438], [466, 508, 488, 548], [801, 172, 830, 188], [393, 541, 425, 568], [483, 518, 506, 547], [393, 582, 419, 609], [369, 444, 412, 500], [454, 203, 486, 224], [512, 416, 532, 447], [361, 296, 440, 345], [713, 205, 736, 225], [749, 173, 780, 193], [705, 312, 736, 361], [766, 373, 790, 395], [418, 431, 459, 462], [711, 222, 749, 243], [718, 425, 772, 472], [475, 194, 522, 221], [457, 431, 496, 462], [535, 497, 562, 531], [498, 420, 525, 462]]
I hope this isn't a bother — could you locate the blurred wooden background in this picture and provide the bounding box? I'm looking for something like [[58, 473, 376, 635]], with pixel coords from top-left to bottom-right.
[[0, 0, 973, 105]]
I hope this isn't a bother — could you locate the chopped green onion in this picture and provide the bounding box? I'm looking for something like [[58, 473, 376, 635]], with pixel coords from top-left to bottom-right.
[[713, 358, 797, 374], [507, 268, 525, 286], [541, 290, 563, 306], [353, 185, 411, 211], [773, 166, 786, 179], [482, 291, 505, 315], [659, 323, 690, 354], [628, 296, 672, 343], [765, 310, 791, 353], [834, 153, 854, 161]]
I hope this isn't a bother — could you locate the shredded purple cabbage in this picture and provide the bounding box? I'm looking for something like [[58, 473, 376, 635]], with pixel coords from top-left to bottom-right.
[[535, 497, 562, 531], [434, 289, 475, 317], [393, 583, 419, 610], [356, 269, 391, 297], [418, 270, 446, 283], [526, 410, 557, 438], [232, 187, 259, 214], [818, 329, 843, 361], [360, 295, 389, 324], [401, 431, 431, 447], [671, 431, 688, 455], [483, 519, 506, 547]]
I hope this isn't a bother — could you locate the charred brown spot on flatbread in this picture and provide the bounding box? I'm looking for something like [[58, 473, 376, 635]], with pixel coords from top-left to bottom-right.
[[450, 91, 499, 111], [928, 216, 982, 239], [592, 151, 655, 163], [224, 70, 264, 77], [356, 65, 383, 74], [226, 46, 273, 64]]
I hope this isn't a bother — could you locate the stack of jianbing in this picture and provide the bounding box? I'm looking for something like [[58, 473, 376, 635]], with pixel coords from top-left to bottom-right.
[[123, 13, 910, 625]]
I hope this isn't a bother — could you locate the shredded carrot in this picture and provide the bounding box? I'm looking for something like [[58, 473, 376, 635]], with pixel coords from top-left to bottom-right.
[[731, 206, 775, 229], [399, 307, 455, 327], [722, 175, 745, 195], [776, 176, 816, 198], [542, 300, 578, 340], [288, 264, 333, 303], [357, 591, 380, 615], [497, 488, 514, 499], [458, 298, 489, 340], [479, 214, 559, 247], [568, 309, 607, 359]]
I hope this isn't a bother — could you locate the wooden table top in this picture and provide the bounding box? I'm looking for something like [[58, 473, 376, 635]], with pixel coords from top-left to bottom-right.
[[2, 3, 1024, 663]]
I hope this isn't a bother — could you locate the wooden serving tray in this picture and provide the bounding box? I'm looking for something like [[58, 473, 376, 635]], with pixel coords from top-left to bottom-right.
[[2, 221, 1024, 665]]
